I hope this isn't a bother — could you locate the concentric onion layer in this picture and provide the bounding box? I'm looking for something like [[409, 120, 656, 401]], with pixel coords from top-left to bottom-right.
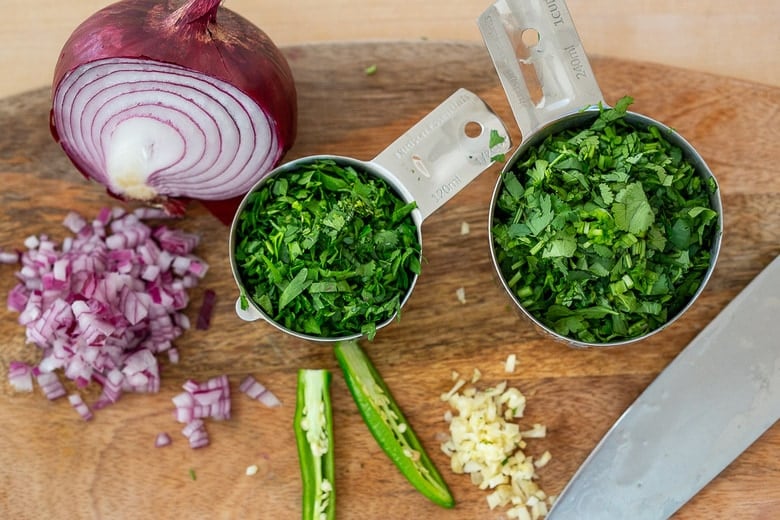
[[52, 57, 281, 201]]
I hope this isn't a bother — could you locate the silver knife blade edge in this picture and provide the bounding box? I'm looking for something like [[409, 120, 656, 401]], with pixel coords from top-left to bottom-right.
[[547, 255, 780, 520]]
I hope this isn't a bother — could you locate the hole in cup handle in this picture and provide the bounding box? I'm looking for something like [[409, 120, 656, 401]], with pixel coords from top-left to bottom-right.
[[235, 297, 264, 322]]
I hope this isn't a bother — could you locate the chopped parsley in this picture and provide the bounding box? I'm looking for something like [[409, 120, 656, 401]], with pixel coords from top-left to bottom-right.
[[491, 96, 719, 343], [233, 159, 421, 340], [489, 129, 507, 162]]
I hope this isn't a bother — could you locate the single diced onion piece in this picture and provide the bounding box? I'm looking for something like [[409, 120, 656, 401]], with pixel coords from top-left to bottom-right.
[[239, 375, 281, 408], [68, 393, 93, 421], [36, 370, 66, 400], [0, 251, 20, 264], [155, 432, 172, 447], [505, 353, 517, 373], [7, 362, 34, 392]]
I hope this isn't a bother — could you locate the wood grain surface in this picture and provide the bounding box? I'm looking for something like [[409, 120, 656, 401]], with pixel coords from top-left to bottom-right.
[[1, 41, 779, 520]]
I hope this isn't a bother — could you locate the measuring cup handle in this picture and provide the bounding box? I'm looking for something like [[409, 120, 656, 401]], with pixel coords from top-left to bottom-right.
[[478, 0, 605, 140], [371, 88, 510, 222], [235, 297, 263, 322]]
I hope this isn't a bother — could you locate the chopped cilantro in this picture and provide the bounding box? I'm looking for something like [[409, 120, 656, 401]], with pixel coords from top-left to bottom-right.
[[492, 96, 719, 343], [234, 159, 421, 340], [489, 129, 506, 148], [238, 291, 249, 311], [489, 129, 508, 162]]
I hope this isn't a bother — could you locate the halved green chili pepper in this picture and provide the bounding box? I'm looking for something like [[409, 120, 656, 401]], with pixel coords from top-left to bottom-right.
[[294, 369, 335, 520], [333, 340, 454, 508]]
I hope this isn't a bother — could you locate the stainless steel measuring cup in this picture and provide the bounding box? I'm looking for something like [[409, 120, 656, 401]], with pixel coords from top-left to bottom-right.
[[229, 88, 510, 342], [478, 0, 723, 347]]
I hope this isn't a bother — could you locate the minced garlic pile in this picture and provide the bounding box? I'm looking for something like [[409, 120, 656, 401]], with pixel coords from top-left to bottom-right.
[[439, 358, 554, 519]]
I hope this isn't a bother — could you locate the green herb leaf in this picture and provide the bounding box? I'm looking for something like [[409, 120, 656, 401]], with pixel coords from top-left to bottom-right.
[[489, 129, 506, 148], [612, 182, 655, 234], [526, 193, 554, 236], [279, 268, 311, 311], [543, 231, 577, 258], [374, 230, 399, 250], [613, 95, 634, 115]]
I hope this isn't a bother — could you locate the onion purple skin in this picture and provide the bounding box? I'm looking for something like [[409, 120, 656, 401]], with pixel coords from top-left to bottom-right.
[[50, 0, 298, 225]]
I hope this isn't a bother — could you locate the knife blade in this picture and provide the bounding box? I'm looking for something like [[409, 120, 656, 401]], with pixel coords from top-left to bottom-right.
[[547, 255, 780, 519]]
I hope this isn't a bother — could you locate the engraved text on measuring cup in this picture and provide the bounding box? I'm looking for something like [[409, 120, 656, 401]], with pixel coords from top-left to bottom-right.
[[392, 91, 472, 161], [545, 0, 566, 27], [432, 174, 464, 205], [564, 44, 588, 80]]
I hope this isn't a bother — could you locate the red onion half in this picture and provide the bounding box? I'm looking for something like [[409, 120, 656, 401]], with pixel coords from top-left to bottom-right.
[[50, 0, 297, 222]]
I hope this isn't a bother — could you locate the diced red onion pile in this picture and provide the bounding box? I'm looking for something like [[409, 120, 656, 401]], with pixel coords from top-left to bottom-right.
[[3, 207, 283, 449], [5, 206, 207, 412], [239, 375, 281, 408]]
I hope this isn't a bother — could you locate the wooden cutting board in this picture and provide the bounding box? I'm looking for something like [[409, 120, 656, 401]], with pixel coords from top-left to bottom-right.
[[1, 41, 778, 519]]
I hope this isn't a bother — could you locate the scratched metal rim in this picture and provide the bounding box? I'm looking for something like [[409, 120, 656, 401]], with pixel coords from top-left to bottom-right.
[[228, 154, 424, 344], [488, 108, 724, 348]]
